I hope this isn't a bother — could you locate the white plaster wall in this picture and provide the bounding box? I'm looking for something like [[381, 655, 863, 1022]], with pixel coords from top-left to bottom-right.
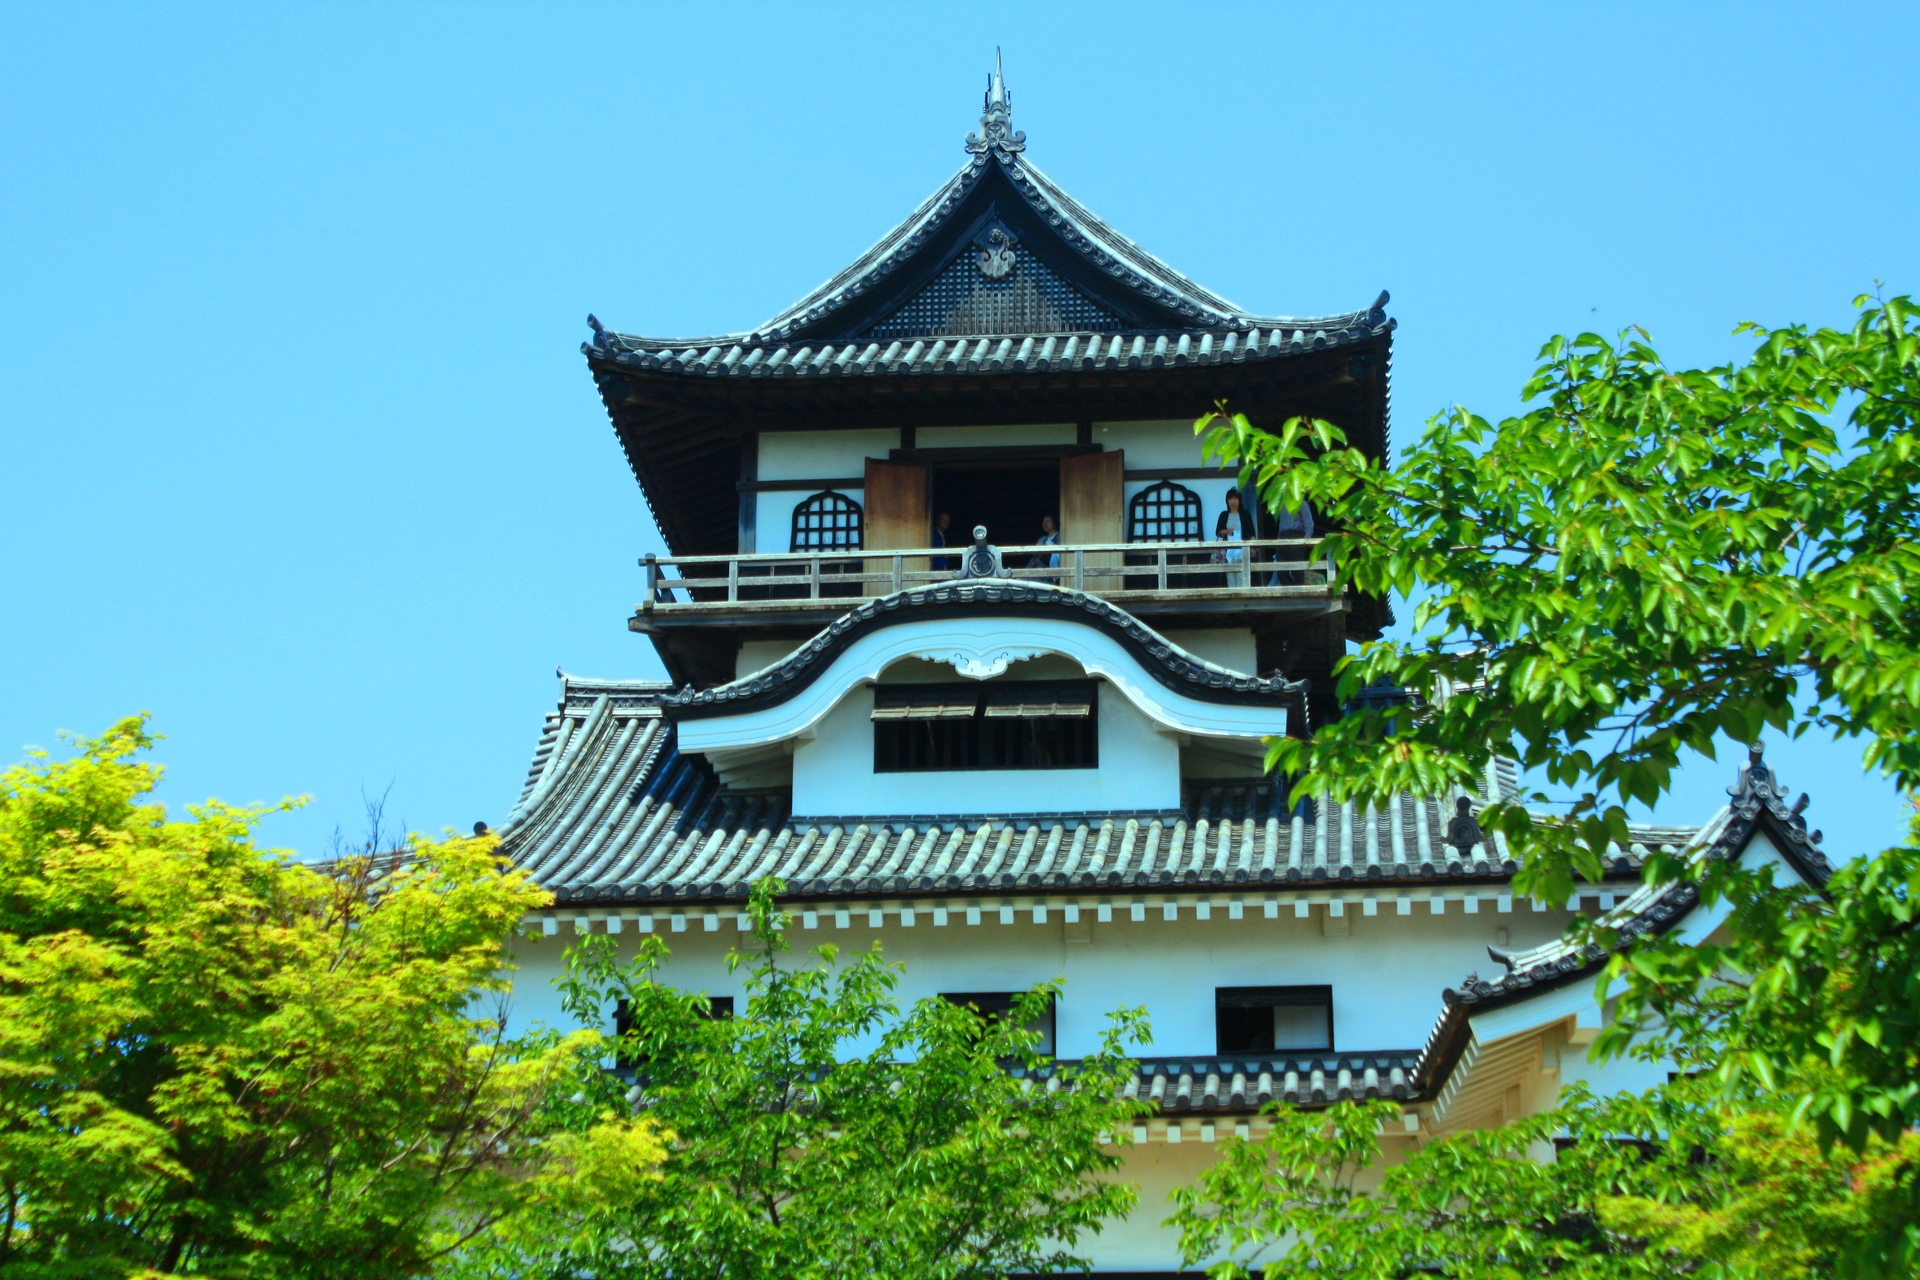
[[1160, 629, 1256, 676], [1558, 1017, 1671, 1098], [1093, 420, 1203, 470], [501, 902, 1585, 1273], [756, 486, 865, 553], [1121, 476, 1244, 535], [918, 423, 1076, 448], [757, 429, 896, 480], [506, 903, 1574, 1068], [788, 679, 1181, 818], [736, 639, 802, 680]]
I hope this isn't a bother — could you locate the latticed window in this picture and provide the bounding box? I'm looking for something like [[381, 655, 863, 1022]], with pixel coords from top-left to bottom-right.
[[1128, 481, 1203, 542], [789, 491, 863, 551]]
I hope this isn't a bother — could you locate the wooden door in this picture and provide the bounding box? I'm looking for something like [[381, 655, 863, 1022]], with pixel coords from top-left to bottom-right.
[[1059, 450, 1123, 591], [865, 458, 930, 591]]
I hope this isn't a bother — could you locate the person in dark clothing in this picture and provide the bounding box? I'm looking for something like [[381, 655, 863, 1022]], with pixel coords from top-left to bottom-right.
[[1214, 488, 1256, 541], [1214, 489, 1254, 585], [931, 511, 956, 572]]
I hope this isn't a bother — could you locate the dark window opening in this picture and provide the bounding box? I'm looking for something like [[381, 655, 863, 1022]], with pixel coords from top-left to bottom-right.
[[941, 990, 1056, 1055], [873, 681, 1098, 772], [1215, 986, 1333, 1054], [612, 994, 734, 1069], [929, 462, 1059, 549]]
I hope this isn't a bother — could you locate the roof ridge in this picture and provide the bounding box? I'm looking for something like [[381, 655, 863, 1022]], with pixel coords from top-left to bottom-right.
[[584, 57, 1397, 347], [664, 581, 1309, 721], [1407, 741, 1836, 1099]]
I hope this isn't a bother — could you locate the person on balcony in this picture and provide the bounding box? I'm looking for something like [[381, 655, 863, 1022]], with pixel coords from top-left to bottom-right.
[[1270, 491, 1317, 586], [931, 511, 956, 571], [1027, 514, 1061, 582], [1214, 489, 1254, 586]]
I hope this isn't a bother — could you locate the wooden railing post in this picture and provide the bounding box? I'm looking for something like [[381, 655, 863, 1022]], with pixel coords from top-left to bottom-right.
[[633, 539, 1329, 611]]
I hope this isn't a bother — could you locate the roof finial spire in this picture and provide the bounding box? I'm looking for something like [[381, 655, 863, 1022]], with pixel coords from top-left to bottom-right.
[[965, 48, 1026, 161]]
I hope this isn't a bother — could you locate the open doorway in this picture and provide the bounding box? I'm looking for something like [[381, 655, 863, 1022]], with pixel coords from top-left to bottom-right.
[[929, 462, 1059, 549]]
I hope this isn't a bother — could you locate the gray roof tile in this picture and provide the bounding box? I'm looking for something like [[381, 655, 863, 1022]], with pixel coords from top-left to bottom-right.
[[499, 676, 1699, 905], [587, 316, 1391, 383]]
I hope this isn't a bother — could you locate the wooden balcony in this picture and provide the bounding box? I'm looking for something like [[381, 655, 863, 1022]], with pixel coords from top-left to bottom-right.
[[632, 539, 1341, 634]]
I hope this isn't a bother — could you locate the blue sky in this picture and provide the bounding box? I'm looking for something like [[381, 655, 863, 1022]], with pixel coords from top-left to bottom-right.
[[3, 4, 1916, 859]]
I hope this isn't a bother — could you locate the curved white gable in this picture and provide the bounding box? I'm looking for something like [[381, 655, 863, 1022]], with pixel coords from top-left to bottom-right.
[[676, 615, 1288, 755]]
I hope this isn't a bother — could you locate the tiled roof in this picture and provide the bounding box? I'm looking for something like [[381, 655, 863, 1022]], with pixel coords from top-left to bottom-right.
[[1122, 1053, 1421, 1113], [584, 70, 1392, 364], [498, 676, 1698, 905], [667, 581, 1308, 721], [581, 65, 1396, 564], [587, 315, 1392, 383], [1408, 743, 1833, 1096], [750, 149, 1288, 341]]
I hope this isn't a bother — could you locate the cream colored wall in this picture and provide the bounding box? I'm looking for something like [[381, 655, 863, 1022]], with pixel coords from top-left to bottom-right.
[[789, 678, 1183, 817], [1160, 628, 1257, 676], [736, 639, 801, 680], [918, 423, 1076, 448], [504, 902, 1548, 1272], [757, 428, 896, 480], [1092, 419, 1203, 469]]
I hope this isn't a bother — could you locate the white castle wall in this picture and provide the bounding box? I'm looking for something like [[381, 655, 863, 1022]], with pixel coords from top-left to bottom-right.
[[789, 680, 1181, 818], [502, 898, 1654, 1270], [506, 903, 1569, 1065], [749, 421, 1252, 556]]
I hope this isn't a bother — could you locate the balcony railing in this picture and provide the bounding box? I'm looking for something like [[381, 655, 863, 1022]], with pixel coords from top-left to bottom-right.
[[637, 538, 1335, 616]]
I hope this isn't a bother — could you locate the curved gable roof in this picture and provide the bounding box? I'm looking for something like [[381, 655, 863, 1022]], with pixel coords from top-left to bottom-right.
[[592, 64, 1394, 352], [1409, 743, 1835, 1098], [664, 580, 1307, 726], [582, 66, 1396, 559]]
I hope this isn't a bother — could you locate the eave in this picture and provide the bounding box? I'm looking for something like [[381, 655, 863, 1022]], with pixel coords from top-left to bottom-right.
[[588, 327, 1391, 558]]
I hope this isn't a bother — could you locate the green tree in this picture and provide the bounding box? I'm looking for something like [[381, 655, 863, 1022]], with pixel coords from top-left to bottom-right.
[[0, 718, 655, 1278], [1171, 1083, 1918, 1280], [456, 880, 1151, 1280], [1179, 295, 1920, 1275], [1207, 294, 1919, 902]]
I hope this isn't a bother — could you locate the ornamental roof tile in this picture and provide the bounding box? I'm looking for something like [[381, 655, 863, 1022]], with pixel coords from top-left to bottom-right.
[[497, 675, 1699, 906], [585, 61, 1393, 361], [586, 316, 1392, 383], [666, 581, 1307, 722], [1122, 1053, 1422, 1113], [1408, 742, 1833, 1097]]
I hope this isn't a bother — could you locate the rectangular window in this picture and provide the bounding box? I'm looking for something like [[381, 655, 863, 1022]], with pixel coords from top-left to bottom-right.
[[613, 995, 734, 1068], [940, 990, 1057, 1055], [873, 681, 1098, 772], [1215, 986, 1333, 1054]]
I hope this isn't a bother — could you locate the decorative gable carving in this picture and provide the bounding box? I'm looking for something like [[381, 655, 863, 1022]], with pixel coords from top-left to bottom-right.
[[859, 228, 1128, 339]]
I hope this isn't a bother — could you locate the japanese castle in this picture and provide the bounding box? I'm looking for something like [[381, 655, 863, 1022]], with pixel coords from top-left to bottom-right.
[[495, 61, 1834, 1273]]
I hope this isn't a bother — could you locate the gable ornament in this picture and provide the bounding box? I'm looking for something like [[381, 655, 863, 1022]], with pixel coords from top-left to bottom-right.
[[953, 525, 1011, 581], [942, 647, 1044, 681], [964, 50, 1027, 162], [977, 227, 1017, 280]]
